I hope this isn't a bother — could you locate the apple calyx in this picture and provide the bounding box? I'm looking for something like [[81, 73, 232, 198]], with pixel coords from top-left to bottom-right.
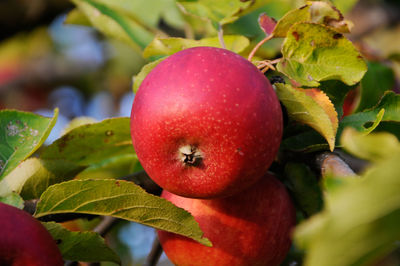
[[179, 145, 203, 166]]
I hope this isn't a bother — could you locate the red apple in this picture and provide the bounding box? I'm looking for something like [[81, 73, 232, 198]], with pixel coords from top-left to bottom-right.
[[0, 202, 64, 266], [131, 47, 283, 198], [158, 173, 296, 266]]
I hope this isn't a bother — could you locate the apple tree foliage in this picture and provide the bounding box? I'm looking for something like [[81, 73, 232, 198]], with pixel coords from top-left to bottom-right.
[[0, 0, 400, 264]]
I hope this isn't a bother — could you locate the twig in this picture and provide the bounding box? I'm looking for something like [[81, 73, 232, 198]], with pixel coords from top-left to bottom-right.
[[247, 34, 274, 62], [315, 152, 357, 178], [93, 216, 119, 236], [144, 235, 163, 266]]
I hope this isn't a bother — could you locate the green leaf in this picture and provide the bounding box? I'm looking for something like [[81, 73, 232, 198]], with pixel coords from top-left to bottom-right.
[[276, 83, 338, 151], [276, 23, 367, 87], [61, 116, 98, 136], [0, 192, 24, 209], [0, 109, 58, 180], [295, 149, 400, 266], [76, 154, 139, 180], [143, 35, 250, 58], [355, 61, 396, 112], [0, 158, 85, 200], [71, 0, 154, 51], [284, 162, 323, 217], [133, 57, 165, 93], [281, 129, 329, 153], [177, 0, 252, 27], [338, 91, 400, 138], [341, 127, 400, 163], [273, 1, 352, 38], [43, 222, 120, 263], [40, 118, 134, 166], [35, 179, 211, 246]]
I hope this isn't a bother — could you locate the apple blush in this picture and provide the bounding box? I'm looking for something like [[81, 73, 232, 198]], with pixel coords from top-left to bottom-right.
[[131, 47, 282, 198], [0, 202, 64, 266], [157, 173, 296, 266]]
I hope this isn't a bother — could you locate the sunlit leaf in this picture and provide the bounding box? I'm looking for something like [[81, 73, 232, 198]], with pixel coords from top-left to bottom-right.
[[143, 35, 250, 58], [0, 158, 84, 200], [276, 83, 338, 151], [341, 127, 400, 162], [276, 23, 367, 87], [0, 109, 58, 180], [40, 118, 134, 166], [43, 222, 120, 263], [35, 179, 211, 246], [71, 0, 154, 51], [177, 0, 252, 27]]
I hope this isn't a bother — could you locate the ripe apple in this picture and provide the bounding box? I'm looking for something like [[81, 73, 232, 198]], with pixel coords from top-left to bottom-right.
[[0, 202, 64, 266], [131, 47, 283, 198], [158, 173, 296, 266]]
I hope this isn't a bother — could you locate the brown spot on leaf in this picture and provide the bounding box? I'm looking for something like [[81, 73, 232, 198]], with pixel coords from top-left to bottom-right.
[[333, 33, 343, 39], [115, 181, 120, 187], [292, 31, 300, 41], [58, 134, 74, 152]]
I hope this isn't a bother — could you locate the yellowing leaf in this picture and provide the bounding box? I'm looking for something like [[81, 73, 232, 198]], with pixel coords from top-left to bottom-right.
[[276, 83, 338, 151], [277, 23, 367, 87]]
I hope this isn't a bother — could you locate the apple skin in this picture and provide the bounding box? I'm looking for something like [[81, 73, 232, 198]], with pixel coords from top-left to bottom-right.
[[131, 47, 283, 198], [0, 202, 64, 266], [158, 173, 296, 266]]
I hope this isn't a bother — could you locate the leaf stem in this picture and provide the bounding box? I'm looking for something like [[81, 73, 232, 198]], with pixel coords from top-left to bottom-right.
[[247, 34, 274, 62], [218, 24, 226, 49]]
